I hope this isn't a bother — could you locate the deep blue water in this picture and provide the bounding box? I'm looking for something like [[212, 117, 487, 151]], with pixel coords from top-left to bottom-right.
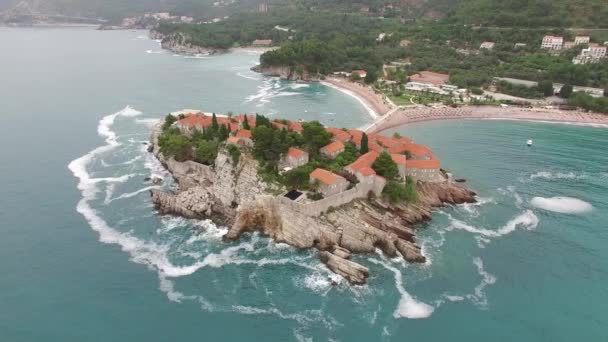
[[1, 27, 607, 342]]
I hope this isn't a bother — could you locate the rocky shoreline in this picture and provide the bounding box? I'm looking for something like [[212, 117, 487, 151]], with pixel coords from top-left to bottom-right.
[[149, 125, 476, 284], [150, 30, 227, 55], [251, 64, 321, 82]]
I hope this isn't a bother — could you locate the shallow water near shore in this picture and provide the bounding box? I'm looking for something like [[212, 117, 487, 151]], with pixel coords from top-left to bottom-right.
[[1, 27, 608, 341]]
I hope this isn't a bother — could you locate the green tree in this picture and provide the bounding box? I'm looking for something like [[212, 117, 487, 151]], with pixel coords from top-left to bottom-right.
[[537, 80, 554, 97], [372, 152, 398, 180], [159, 130, 192, 162], [302, 121, 331, 154], [360, 132, 369, 153], [211, 113, 219, 131], [195, 140, 219, 165], [382, 178, 418, 203], [364, 69, 378, 84], [559, 84, 573, 98], [162, 114, 177, 131], [242, 116, 251, 130]]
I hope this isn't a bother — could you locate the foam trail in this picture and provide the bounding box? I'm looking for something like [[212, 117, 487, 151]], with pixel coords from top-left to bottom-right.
[[368, 258, 434, 319], [448, 210, 538, 238], [530, 196, 593, 214], [530, 171, 582, 180], [467, 257, 497, 307]]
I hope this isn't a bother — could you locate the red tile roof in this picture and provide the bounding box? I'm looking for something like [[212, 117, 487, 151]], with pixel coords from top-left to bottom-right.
[[326, 127, 351, 142], [358, 167, 376, 177], [390, 154, 407, 165], [321, 141, 345, 155], [226, 136, 240, 145], [368, 142, 384, 153], [375, 135, 401, 148], [288, 121, 303, 132], [347, 129, 364, 145], [235, 129, 252, 139], [345, 151, 379, 175], [407, 159, 440, 169], [272, 122, 288, 130], [177, 114, 239, 132], [310, 168, 344, 185], [287, 147, 306, 159]]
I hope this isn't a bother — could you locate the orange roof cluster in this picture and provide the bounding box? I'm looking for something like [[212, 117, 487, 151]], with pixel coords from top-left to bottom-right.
[[287, 147, 306, 159], [310, 168, 344, 185], [345, 151, 379, 175], [409, 71, 450, 85], [390, 154, 407, 165], [321, 141, 345, 155], [326, 127, 351, 142], [288, 121, 303, 132], [407, 159, 441, 169], [177, 113, 239, 131], [235, 129, 252, 139], [235, 114, 256, 128]]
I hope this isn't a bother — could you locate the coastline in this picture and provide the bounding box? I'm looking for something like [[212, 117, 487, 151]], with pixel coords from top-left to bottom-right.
[[321, 77, 392, 118], [368, 105, 608, 133]]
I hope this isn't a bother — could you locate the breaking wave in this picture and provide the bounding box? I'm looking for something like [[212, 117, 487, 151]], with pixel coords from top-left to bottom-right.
[[529, 171, 585, 181], [368, 257, 434, 319], [530, 196, 593, 214]]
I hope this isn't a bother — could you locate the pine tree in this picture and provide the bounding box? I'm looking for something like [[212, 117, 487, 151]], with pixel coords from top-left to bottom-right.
[[360, 133, 369, 153], [242, 116, 251, 130]]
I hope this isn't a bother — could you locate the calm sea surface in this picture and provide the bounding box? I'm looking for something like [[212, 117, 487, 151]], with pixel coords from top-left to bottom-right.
[[1, 27, 607, 341]]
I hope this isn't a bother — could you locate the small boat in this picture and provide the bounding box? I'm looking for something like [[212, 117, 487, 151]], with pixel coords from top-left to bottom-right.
[[527, 139, 533, 146]]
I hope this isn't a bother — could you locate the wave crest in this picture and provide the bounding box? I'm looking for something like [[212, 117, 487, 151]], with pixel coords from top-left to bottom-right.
[[530, 196, 593, 214]]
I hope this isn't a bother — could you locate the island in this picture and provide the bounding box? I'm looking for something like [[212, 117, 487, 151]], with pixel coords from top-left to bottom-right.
[[149, 110, 476, 284]]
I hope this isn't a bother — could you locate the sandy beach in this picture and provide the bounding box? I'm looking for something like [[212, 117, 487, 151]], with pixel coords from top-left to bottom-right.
[[367, 105, 608, 133], [321, 77, 393, 118]]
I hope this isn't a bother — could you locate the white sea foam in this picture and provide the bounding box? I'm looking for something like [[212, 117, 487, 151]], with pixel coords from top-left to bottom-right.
[[530, 196, 593, 214], [101, 156, 142, 167], [68, 106, 213, 279], [467, 257, 497, 308], [236, 71, 261, 81], [530, 171, 584, 180], [146, 50, 163, 54], [368, 258, 434, 319], [447, 210, 539, 238], [288, 83, 310, 89], [108, 185, 160, 202]]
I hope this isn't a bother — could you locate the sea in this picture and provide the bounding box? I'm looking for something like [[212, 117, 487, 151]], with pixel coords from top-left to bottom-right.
[[1, 27, 607, 342]]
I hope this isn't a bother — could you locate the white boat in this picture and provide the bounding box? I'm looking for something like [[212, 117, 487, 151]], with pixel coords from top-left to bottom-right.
[[527, 139, 533, 146]]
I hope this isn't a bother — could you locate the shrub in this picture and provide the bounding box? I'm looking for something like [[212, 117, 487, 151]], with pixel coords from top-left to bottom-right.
[[382, 178, 418, 203], [226, 144, 241, 165]]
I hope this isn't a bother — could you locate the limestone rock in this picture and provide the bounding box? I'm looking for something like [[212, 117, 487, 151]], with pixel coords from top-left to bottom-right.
[[320, 251, 369, 285]]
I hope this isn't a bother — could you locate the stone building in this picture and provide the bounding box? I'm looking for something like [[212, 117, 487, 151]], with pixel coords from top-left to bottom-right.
[[405, 159, 442, 182], [320, 141, 345, 159], [309, 168, 349, 197], [280, 147, 309, 170]]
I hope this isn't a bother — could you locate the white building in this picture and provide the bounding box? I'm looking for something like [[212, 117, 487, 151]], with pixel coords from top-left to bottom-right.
[[573, 44, 607, 64], [574, 36, 590, 45], [541, 36, 563, 50], [480, 41, 495, 50]]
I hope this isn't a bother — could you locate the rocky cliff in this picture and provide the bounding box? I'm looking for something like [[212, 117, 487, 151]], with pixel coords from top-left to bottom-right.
[[251, 64, 321, 82], [150, 126, 476, 284], [150, 30, 226, 55]]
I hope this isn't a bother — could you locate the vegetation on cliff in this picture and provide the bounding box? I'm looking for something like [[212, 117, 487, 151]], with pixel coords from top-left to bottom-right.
[[157, 113, 230, 164]]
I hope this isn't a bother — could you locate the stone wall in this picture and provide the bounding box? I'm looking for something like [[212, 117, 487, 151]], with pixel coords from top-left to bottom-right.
[[278, 176, 386, 216]]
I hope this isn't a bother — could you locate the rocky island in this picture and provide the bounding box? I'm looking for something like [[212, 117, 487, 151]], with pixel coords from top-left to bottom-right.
[[150, 110, 476, 284]]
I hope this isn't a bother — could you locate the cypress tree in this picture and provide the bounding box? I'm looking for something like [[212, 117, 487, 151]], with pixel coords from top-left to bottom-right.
[[243, 116, 251, 130], [360, 133, 369, 153]]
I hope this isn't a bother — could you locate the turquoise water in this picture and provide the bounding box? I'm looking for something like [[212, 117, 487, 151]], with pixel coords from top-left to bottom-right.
[[1, 27, 607, 341]]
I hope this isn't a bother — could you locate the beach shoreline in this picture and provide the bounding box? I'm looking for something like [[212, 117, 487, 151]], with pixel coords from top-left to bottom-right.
[[321, 77, 393, 118], [368, 105, 608, 133]]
